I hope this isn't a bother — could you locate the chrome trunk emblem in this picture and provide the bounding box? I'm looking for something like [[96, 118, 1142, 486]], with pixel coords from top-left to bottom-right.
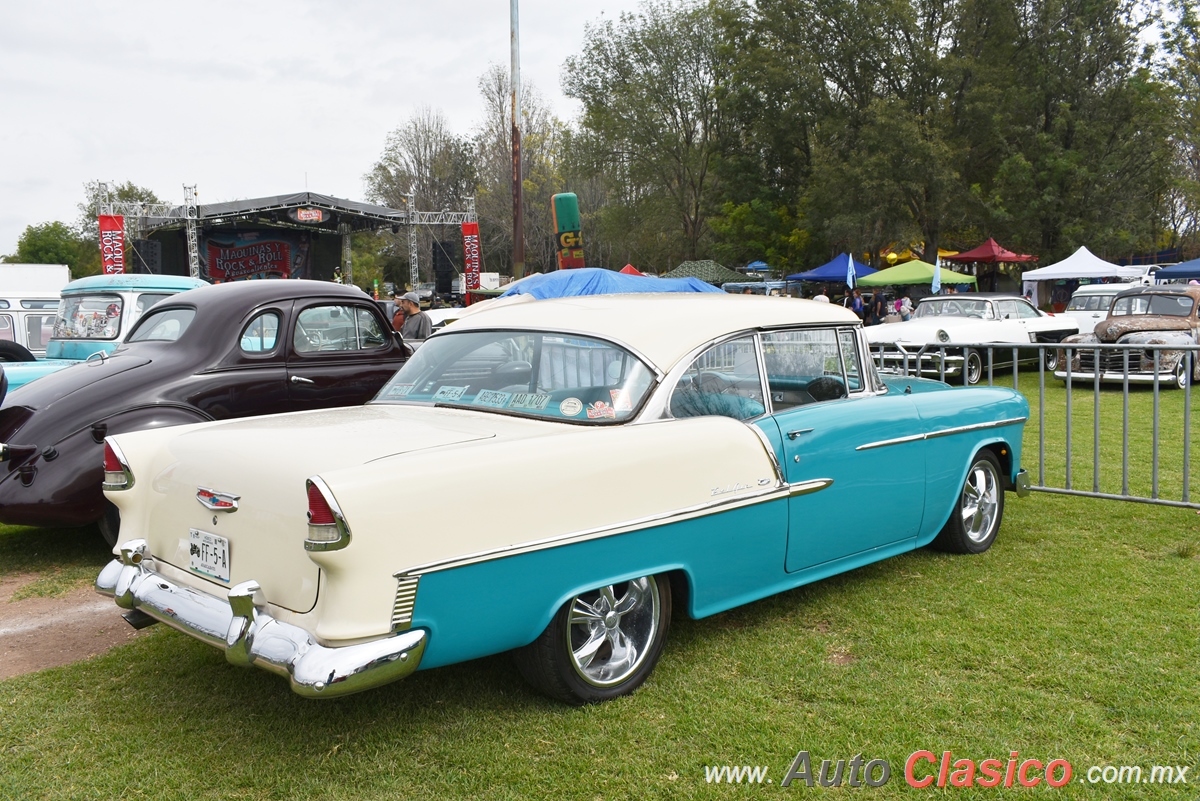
[[196, 487, 240, 512]]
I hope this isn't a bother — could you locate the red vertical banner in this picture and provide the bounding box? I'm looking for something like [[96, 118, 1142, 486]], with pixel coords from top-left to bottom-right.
[[98, 215, 126, 274], [461, 222, 482, 291]]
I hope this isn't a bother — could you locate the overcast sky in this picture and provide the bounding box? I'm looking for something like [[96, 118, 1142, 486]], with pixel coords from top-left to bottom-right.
[[0, 0, 645, 256]]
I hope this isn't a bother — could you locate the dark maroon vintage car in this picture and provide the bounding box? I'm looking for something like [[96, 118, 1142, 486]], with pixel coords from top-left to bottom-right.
[[0, 280, 408, 542]]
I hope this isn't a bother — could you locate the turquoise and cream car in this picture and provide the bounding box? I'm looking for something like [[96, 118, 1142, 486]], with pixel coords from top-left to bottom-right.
[[97, 294, 1031, 704]]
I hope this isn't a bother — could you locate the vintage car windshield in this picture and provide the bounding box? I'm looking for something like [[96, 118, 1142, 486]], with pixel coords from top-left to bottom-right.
[[912, 298, 995, 320], [1111, 294, 1195, 317], [373, 330, 656, 423], [53, 294, 124, 340]]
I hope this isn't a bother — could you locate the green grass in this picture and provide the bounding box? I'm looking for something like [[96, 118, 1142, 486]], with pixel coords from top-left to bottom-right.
[[1, 376, 1198, 799]]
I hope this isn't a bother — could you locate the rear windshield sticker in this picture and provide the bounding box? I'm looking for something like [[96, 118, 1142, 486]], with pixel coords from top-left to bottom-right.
[[586, 401, 616, 419], [433, 385, 468, 401], [559, 397, 583, 416], [475, 389, 512, 408], [509, 392, 550, 411], [609, 389, 633, 412]]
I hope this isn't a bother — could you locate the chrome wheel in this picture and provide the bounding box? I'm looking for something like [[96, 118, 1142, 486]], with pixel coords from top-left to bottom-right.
[[567, 578, 660, 687], [960, 458, 1000, 543], [964, 351, 983, 385], [932, 449, 1005, 554]]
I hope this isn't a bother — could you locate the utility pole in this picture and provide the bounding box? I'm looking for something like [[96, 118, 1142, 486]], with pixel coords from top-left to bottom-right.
[[511, 0, 524, 279]]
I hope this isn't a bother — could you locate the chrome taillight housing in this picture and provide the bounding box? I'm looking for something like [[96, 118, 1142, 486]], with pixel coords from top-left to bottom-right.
[[305, 477, 351, 551], [102, 439, 134, 490]]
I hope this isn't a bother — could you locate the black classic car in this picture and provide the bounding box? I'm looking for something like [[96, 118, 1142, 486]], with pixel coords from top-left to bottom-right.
[[0, 280, 409, 542]]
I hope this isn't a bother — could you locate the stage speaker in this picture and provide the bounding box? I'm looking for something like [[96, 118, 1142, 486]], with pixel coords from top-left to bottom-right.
[[432, 240, 456, 294], [131, 239, 162, 274]]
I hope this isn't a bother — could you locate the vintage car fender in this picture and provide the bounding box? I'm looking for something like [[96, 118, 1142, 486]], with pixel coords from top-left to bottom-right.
[[0, 403, 213, 528], [302, 415, 784, 653]]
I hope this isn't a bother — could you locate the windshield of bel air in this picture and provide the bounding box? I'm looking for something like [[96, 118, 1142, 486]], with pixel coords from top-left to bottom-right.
[[373, 330, 656, 423], [1110, 294, 1195, 317], [912, 298, 994, 319]]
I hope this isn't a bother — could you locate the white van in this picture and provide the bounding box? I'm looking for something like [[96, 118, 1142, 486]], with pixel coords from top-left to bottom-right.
[[0, 292, 61, 359], [1061, 283, 1136, 334]]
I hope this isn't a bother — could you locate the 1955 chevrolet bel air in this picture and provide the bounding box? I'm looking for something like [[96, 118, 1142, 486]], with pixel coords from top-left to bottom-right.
[[97, 293, 1031, 704]]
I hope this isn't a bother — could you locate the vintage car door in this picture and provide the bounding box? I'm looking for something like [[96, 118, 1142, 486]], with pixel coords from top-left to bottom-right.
[[760, 327, 928, 573], [286, 301, 401, 409]]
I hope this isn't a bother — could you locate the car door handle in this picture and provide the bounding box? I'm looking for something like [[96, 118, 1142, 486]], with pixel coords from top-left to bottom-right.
[[290, 376, 315, 385], [786, 428, 814, 440]]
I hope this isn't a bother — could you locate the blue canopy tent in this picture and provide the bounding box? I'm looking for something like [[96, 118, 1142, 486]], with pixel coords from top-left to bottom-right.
[[498, 268, 722, 299], [1155, 258, 1200, 281], [744, 260, 772, 274], [787, 254, 878, 282]]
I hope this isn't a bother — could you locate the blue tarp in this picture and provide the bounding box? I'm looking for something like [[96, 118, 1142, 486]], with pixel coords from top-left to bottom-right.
[[1155, 258, 1200, 281], [498, 268, 723, 299], [744, 260, 772, 273], [787, 254, 878, 282]]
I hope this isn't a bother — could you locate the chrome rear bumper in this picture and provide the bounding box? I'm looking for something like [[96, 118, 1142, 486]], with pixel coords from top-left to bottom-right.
[[95, 539, 426, 698]]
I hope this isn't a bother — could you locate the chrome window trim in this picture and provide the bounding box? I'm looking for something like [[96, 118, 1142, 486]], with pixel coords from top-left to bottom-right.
[[855, 416, 1028, 451]]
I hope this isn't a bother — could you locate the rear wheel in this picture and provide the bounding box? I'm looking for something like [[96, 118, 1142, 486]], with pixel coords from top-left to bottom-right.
[[97, 500, 121, 547], [514, 574, 671, 705], [0, 341, 34, 362], [932, 450, 1004, 554]]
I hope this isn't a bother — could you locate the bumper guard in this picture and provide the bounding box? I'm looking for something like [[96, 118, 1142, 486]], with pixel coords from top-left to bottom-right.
[[95, 539, 426, 698]]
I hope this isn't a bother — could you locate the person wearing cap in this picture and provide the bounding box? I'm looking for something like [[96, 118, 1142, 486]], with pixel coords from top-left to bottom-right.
[[397, 291, 432, 340], [390, 294, 406, 332]]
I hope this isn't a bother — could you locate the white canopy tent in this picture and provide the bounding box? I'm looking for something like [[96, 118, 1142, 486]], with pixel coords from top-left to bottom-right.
[[1020, 247, 1142, 308]]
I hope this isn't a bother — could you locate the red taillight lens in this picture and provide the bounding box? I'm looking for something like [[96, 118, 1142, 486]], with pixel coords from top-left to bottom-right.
[[307, 482, 336, 525], [103, 440, 131, 490], [104, 442, 121, 472]]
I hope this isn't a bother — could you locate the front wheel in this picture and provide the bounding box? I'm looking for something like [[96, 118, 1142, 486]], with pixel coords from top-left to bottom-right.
[[1043, 347, 1060, 372], [964, 350, 984, 385], [1175, 360, 1190, 390], [932, 450, 1005, 554], [514, 574, 671, 705]]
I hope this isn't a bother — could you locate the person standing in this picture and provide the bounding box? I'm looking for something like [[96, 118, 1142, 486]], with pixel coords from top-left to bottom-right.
[[851, 288, 865, 319], [869, 292, 887, 326], [390, 294, 406, 332], [899, 294, 914, 321], [397, 291, 432, 340], [813, 288, 830, 303]]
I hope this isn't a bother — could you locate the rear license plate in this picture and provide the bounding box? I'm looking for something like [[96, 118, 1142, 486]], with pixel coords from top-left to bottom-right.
[[189, 528, 230, 582]]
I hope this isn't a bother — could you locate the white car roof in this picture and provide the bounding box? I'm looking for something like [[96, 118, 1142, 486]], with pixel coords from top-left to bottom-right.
[[442, 293, 859, 370]]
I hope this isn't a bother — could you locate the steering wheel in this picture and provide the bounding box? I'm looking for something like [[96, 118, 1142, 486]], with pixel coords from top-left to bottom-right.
[[296, 321, 322, 350], [806, 376, 848, 401]]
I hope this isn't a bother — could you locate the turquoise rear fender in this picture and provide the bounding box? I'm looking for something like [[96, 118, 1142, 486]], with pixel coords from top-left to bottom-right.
[[409, 499, 788, 670]]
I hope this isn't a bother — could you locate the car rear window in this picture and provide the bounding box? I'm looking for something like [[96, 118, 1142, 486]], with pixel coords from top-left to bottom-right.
[[374, 330, 654, 423], [127, 308, 196, 342]]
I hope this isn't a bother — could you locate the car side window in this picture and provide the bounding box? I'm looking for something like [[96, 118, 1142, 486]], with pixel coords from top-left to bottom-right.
[[293, 305, 385, 353], [761, 328, 851, 411], [135, 293, 171, 314], [995, 300, 1020, 319], [0, 314, 12, 342], [1015, 300, 1041, 318], [670, 335, 765, 421], [240, 312, 281, 353]]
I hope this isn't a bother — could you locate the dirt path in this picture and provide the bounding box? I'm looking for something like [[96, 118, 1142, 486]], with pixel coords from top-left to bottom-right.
[[0, 574, 147, 680]]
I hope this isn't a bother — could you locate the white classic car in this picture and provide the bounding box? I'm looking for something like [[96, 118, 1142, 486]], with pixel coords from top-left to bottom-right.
[[866, 293, 1078, 384], [97, 294, 1031, 704]]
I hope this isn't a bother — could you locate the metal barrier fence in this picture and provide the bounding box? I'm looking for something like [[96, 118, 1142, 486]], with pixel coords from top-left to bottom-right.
[[869, 340, 1199, 510]]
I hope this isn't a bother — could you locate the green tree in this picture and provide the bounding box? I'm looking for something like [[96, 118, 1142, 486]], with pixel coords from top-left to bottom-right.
[[2, 222, 97, 278], [564, 0, 738, 265], [77, 180, 163, 242]]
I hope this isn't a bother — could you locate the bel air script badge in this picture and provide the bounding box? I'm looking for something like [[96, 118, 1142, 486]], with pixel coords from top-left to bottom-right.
[[196, 487, 240, 512], [711, 480, 769, 497]]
